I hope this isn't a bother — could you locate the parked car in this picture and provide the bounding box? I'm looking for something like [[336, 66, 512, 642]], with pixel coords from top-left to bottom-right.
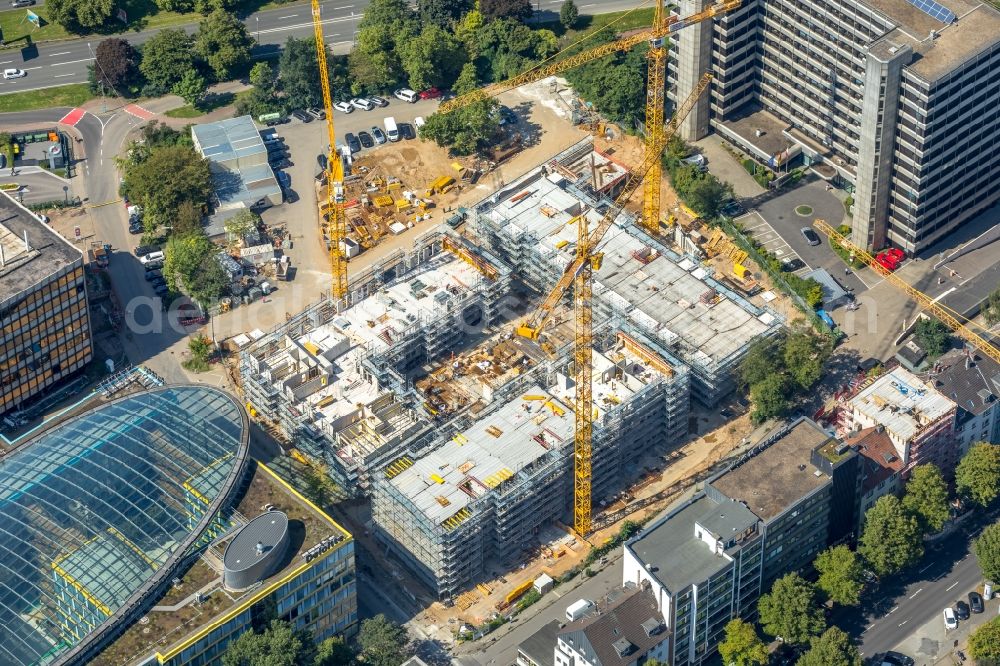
[[968, 591, 984, 614], [332, 101, 354, 113], [955, 600, 970, 620], [3, 68, 26, 79], [306, 107, 326, 120], [801, 227, 821, 246], [344, 133, 361, 154], [291, 109, 312, 122], [399, 122, 416, 140], [721, 200, 744, 217], [357, 131, 374, 148], [875, 251, 900, 271], [271, 158, 293, 169], [368, 95, 389, 108], [144, 270, 163, 282], [351, 97, 375, 111], [880, 652, 915, 666], [497, 105, 517, 126], [139, 251, 165, 266], [370, 126, 387, 144], [393, 88, 418, 103], [419, 87, 443, 100], [276, 171, 291, 190], [134, 244, 160, 257], [128, 222, 143, 234], [11, 0, 35, 7], [153, 282, 169, 296], [943, 606, 958, 630]]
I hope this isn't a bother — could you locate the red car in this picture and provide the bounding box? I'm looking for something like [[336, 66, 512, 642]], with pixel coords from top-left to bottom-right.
[[418, 87, 442, 100], [875, 252, 899, 271], [886, 247, 905, 262]]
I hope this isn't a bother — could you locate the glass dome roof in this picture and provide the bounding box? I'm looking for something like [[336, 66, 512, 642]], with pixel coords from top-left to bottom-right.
[[0, 386, 248, 666]]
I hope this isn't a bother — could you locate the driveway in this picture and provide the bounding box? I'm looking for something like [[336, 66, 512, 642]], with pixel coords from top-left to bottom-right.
[[0, 168, 71, 205]]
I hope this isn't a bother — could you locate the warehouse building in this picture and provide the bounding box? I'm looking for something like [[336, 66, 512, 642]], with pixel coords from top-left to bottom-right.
[[0, 190, 92, 417], [668, 0, 1000, 253], [472, 139, 781, 406], [0, 385, 356, 666], [239, 231, 512, 492], [372, 325, 690, 598]]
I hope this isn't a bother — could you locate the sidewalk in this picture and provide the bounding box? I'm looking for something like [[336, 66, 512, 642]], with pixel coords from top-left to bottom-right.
[[890, 593, 999, 665]]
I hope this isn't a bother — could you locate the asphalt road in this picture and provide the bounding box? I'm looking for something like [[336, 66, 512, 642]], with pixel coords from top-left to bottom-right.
[[831, 507, 1000, 659], [0, 0, 648, 96]]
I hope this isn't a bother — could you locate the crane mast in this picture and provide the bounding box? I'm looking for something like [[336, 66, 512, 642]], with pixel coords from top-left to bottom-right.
[[311, 0, 348, 300], [813, 220, 1000, 365]]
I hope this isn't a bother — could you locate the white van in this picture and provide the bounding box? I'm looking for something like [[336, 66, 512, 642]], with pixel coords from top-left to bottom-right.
[[413, 116, 426, 130], [393, 88, 418, 103], [565, 599, 594, 622], [139, 251, 165, 265], [384, 117, 400, 142]]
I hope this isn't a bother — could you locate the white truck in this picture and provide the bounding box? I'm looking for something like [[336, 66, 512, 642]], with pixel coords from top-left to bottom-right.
[[384, 116, 400, 142], [565, 599, 594, 622]]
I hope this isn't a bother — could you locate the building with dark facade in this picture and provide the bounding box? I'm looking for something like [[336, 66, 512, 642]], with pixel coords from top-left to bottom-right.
[[621, 418, 858, 666], [0, 386, 356, 666], [669, 0, 1000, 253], [0, 190, 92, 417]]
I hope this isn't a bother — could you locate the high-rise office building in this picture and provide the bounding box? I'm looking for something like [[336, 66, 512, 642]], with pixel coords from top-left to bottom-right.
[[670, 0, 1000, 253], [0, 191, 92, 416]]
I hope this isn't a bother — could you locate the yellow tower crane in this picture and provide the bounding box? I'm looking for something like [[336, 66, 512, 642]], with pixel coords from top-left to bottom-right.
[[311, 0, 348, 300], [521, 75, 712, 535], [813, 219, 1000, 365]]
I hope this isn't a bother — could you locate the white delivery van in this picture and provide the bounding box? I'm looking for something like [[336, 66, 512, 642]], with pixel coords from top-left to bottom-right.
[[384, 117, 400, 142], [565, 599, 594, 622], [414, 116, 426, 130]]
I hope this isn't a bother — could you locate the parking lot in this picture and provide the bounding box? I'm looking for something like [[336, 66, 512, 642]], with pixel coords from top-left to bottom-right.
[[0, 169, 73, 205], [737, 211, 810, 275]]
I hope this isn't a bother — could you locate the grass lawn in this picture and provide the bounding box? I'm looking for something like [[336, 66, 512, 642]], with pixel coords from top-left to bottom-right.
[[164, 90, 237, 118], [0, 83, 93, 112], [0, 8, 71, 46], [537, 7, 657, 44]]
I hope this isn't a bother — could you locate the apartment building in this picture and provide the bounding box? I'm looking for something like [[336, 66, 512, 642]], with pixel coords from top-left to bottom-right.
[[621, 418, 858, 666], [0, 191, 92, 417], [929, 348, 1000, 454], [669, 0, 1000, 253], [845, 366, 958, 474], [847, 426, 905, 528], [554, 588, 669, 666]]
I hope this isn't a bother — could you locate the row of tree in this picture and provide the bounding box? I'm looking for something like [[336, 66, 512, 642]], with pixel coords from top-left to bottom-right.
[[89, 10, 254, 105], [222, 615, 410, 666], [43, 0, 291, 35]]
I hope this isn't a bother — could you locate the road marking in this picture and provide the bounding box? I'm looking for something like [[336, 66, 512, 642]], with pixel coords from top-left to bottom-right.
[[123, 104, 156, 120], [22, 67, 43, 70], [909, 588, 923, 599], [946, 581, 959, 591], [256, 15, 355, 36], [889, 606, 898, 613], [54, 73, 76, 78], [279, 14, 298, 18], [58, 108, 87, 126], [920, 563, 934, 573], [51, 58, 94, 66], [0, 60, 12, 65], [898, 620, 908, 627], [49, 51, 72, 57], [333, 5, 354, 8]]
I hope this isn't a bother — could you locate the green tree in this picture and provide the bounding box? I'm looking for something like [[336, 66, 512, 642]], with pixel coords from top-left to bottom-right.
[[358, 615, 410, 666], [348, 0, 417, 91], [187, 253, 230, 306], [749, 373, 789, 423], [560, 0, 580, 29], [195, 0, 239, 12], [757, 573, 826, 645], [974, 521, 1000, 583], [902, 464, 950, 533], [194, 10, 254, 81], [236, 61, 282, 118], [718, 619, 768, 666], [481, 0, 532, 21], [172, 201, 205, 237], [418, 0, 473, 28], [421, 99, 500, 155], [796, 627, 861, 666], [563, 37, 648, 127], [314, 637, 354, 666], [859, 494, 924, 577], [956, 442, 1000, 507], [814, 545, 864, 607], [398, 25, 467, 91], [249, 61, 277, 93], [279, 37, 327, 111], [913, 317, 951, 357], [782, 327, 831, 390], [222, 619, 314, 666], [983, 287, 1000, 326], [140, 29, 198, 92], [163, 233, 216, 292], [156, 0, 195, 10], [188, 335, 212, 362], [47, 0, 114, 33], [93, 38, 141, 94], [453, 9, 485, 57], [452, 62, 480, 96], [739, 337, 782, 389], [224, 209, 261, 241], [173, 70, 208, 108], [478, 18, 560, 81], [685, 174, 733, 219], [968, 615, 1000, 663], [123, 145, 212, 230]]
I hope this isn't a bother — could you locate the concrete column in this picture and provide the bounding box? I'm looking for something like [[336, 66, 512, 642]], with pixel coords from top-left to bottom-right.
[[852, 40, 910, 250], [674, 0, 714, 142]]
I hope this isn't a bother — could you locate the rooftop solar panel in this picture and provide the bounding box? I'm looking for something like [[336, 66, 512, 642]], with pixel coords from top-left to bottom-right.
[[907, 0, 957, 23]]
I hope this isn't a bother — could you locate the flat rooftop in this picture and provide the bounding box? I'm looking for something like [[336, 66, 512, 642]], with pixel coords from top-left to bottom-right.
[[388, 384, 574, 528], [0, 191, 82, 299], [709, 419, 837, 521], [484, 168, 779, 372], [849, 367, 956, 442], [192, 115, 268, 164], [191, 116, 282, 208], [330, 253, 494, 354], [627, 494, 757, 592], [93, 461, 352, 666], [717, 108, 794, 160]]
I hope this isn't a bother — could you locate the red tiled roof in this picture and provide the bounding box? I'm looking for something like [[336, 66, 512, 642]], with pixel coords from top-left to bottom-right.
[[846, 427, 904, 494]]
